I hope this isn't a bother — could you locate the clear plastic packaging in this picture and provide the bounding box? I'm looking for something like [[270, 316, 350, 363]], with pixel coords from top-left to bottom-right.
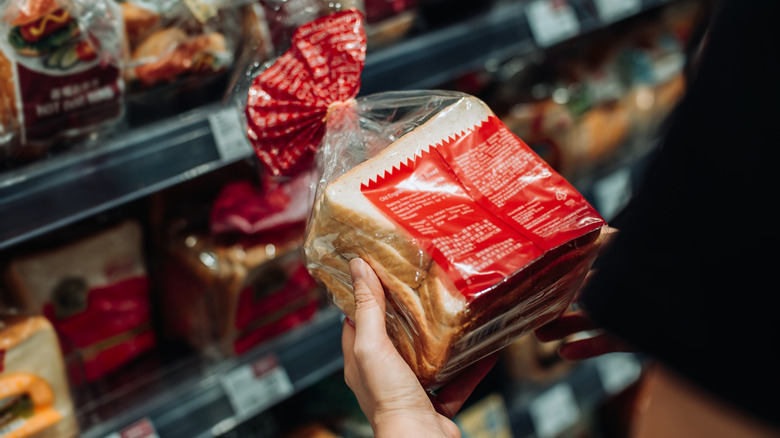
[[0, 0, 125, 162], [159, 170, 323, 356], [0, 316, 79, 438], [244, 10, 605, 390], [1, 220, 156, 385]]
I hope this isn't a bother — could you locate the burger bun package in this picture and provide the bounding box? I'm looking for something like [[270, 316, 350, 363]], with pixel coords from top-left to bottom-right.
[[244, 10, 606, 390]]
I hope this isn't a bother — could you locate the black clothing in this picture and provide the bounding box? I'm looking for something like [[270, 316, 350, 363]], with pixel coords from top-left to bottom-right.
[[580, 0, 780, 430]]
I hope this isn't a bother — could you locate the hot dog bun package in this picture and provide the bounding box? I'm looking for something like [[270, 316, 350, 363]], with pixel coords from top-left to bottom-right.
[[0, 0, 124, 161], [0, 316, 79, 438], [244, 10, 606, 390], [2, 220, 156, 384]]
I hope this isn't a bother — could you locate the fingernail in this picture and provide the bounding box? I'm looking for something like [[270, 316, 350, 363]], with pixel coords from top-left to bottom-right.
[[349, 258, 367, 282], [345, 317, 355, 327]]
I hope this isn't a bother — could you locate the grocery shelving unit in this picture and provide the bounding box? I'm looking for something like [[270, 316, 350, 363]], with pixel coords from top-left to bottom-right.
[[0, 0, 673, 436]]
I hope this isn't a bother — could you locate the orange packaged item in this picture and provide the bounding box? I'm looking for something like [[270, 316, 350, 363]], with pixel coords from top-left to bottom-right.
[[0, 316, 79, 438], [2, 220, 155, 384], [244, 10, 606, 390], [0, 0, 124, 160]]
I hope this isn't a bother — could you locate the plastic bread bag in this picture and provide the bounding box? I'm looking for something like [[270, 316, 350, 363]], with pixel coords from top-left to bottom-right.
[[258, 0, 364, 56], [0, 315, 79, 438], [0, 0, 125, 162], [244, 10, 606, 390], [117, 0, 242, 118]]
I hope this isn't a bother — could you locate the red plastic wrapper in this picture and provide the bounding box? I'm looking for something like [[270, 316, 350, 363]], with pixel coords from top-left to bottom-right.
[[246, 10, 606, 390]]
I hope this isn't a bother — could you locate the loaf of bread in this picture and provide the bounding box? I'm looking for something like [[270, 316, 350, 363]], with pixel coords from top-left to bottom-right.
[[305, 92, 604, 389], [2, 220, 155, 383], [162, 222, 322, 356], [0, 316, 79, 438]]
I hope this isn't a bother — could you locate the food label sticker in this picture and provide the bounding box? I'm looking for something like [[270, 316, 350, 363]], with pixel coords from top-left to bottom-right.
[[593, 0, 642, 23], [596, 353, 642, 394], [209, 107, 253, 162], [220, 355, 294, 419], [103, 417, 159, 438], [528, 383, 580, 438], [525, 0, 581, 47]]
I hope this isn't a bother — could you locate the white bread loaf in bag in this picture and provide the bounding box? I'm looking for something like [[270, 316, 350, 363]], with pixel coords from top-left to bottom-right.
[[305, 91, 604, 389]]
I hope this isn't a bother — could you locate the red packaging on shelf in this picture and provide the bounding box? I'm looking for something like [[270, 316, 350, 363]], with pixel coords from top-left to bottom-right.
[[2, 220, 155, 384], [161, 172, 323, 356]]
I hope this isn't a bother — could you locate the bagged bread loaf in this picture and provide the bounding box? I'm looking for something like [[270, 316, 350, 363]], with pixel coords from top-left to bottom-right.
[[244, 10, 605, 389], [2, 220, 155, 383], [0, 316, 79, 438]]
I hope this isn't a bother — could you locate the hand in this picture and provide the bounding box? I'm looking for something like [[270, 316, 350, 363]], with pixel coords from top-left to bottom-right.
[[342, 258, 496, 437], [533, 226, 634, 360], [533, 307, 635, 360]]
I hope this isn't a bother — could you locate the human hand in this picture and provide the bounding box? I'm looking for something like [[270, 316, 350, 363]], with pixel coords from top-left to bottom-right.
[[533, 226, 634, 359], [342, 258, 496, 437]]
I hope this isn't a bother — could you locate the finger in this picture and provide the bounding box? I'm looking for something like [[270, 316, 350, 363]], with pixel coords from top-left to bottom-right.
[[350, 258, 388, 342], [534, 310, 599, 342], [429, 352, 500, 418], [557, 333, 635, 360], [341, 319, 357, 388]]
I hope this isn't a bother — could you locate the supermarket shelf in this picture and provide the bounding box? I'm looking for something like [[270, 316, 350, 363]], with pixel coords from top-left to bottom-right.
[[0, 0, 673, 251], [79, 307, 344, 438], [506, 353, 645, 438]]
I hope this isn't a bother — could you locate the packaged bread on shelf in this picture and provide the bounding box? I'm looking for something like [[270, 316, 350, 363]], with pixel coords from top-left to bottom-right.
[[2, 220, 156, 384], [0, 316, 79, 438], [243, 10, 606, 390], [160, 173, 323, 356], [0, 0, 125, 162]]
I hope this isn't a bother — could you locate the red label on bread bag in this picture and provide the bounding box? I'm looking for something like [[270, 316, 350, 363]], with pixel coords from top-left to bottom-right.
[[361, 116, 604, 299]]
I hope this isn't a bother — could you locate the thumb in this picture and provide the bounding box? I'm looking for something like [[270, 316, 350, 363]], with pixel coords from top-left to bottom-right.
[[349, 258, 387, 341]]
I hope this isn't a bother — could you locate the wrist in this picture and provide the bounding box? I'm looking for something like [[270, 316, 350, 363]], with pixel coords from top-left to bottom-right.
[[372, 411, 457, 438]]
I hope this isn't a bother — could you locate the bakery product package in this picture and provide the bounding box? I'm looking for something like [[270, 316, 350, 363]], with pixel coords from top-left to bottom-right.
[[0, 0, 125, 162], [0, 316, 79, 438], [243, 9, 606, 390], [2, 220, 156, 384]]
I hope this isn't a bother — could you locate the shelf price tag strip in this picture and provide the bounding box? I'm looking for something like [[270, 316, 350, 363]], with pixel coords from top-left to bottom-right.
[[103, 418, 159, 438], [209, 106, 253, 163], [525, 0, 581, 48], [528, 383, 580, 438], [220, 355, 294, 421], [593, 0, 642, 23]]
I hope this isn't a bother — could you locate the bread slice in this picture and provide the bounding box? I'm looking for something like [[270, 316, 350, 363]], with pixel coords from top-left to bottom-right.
[[305, 94, 602, 388]]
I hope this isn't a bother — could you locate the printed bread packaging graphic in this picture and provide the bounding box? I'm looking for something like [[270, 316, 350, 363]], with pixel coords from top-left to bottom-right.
[[244, 10, 606, 389], [161, 173, 322, 356], [0, 0, 124, 160], [0, 316, 79, 438], [2, 220, 155, 383]]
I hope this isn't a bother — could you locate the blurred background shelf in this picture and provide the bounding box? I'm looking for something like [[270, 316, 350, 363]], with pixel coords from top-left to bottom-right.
[[0, 0, 673, 251], [78, 307, 344, 438]]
